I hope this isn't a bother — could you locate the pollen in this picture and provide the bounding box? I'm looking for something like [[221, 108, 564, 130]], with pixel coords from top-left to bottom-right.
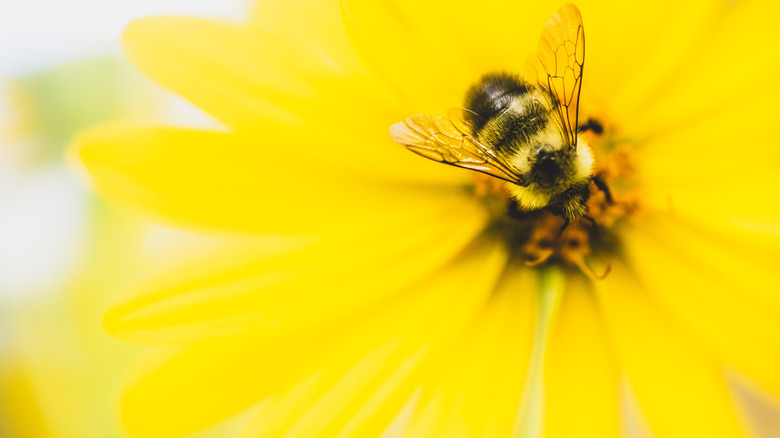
[[475, 120, 640, 278]]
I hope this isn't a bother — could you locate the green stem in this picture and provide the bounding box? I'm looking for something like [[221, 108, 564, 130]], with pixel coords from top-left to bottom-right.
[[514, 266, 564, 438]]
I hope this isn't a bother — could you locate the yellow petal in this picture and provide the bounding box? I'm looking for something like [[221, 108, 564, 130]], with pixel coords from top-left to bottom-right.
[[239, 341, 428, 438], [593, 0, 723, 120], [339, 0, 487, 112], [578, 0, 683, 109], [250, 0, 366, 75], [237, 238, 508, 438], [638, 216, 780, 320], [625, 0, 780, 138], [104, 202, 488, 344], [402, 264, 537, 438], [73, 125, 472, 234], [127, 236, 503, 438], [121, 9, 480, 190], [621, 219, 780, 401], [636, 90, 780, 180], [595, 262, 750, 438], [123, 15, 310, 127], [373, 0, 558, 83], [635, 82, 780, 243], [640, 189, 780, 249], [121, 330, 337, 438], [122, 15, 404, 132], [544, 274, 621, 438]]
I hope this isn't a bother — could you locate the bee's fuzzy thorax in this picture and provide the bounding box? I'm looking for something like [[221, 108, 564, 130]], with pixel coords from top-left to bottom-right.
[[506, 137, 594, 218]]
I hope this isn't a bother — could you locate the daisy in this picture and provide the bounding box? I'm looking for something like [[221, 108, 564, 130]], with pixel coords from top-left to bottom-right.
[[73, 0, 780, 437]]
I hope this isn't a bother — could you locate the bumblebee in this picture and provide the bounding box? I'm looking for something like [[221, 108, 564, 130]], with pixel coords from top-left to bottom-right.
[[390, 4, 598, 227]]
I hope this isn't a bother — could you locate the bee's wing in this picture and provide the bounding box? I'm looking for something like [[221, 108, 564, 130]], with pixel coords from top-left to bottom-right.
[[389, 109, 527, 187], [526, 3, 584, 149]]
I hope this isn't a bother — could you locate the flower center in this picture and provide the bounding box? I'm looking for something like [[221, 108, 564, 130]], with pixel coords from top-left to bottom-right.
[[474, 117, 640, 278]]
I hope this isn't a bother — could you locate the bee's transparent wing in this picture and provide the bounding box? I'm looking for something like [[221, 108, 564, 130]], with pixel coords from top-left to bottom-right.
[[526, 3, 584, 149], [389, 108, 527, 186]]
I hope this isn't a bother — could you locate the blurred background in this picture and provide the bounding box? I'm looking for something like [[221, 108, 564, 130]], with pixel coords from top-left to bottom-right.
[[0, 1, 248, 436]]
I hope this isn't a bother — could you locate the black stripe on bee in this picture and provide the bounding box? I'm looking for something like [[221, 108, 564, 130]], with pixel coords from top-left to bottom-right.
[[485, 100, 547, 154], [464, 72, 531, 132], [464, 72, 548, 155]]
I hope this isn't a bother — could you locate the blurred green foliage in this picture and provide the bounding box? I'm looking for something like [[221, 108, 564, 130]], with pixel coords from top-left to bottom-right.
[[12, 57, 155, 164]]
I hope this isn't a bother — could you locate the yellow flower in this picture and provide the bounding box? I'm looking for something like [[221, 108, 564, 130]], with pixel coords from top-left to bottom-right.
[[72, 0, 780, 437]]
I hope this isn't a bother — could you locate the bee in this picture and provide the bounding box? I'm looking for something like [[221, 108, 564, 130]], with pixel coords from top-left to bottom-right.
[[390, 4, 602, 230]]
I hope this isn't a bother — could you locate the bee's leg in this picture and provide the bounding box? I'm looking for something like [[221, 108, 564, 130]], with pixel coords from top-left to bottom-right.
[[577, 118, 604, 135], [558, 217, 570, 237], [581, 214, 601, 239], [506, 199, 526, 220], [591, 174, 614, 205]]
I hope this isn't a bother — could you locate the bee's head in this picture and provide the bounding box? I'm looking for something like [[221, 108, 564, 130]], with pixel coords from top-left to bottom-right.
[[529, 145, 569, 189]]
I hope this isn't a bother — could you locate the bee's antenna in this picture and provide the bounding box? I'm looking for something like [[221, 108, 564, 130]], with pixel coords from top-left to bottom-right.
[[581, 214, 597, 227], [581, 214, 601, 241], [558, 217, 570, 237]]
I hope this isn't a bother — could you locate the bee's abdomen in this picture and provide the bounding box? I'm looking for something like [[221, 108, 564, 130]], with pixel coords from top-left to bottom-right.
[[464, 72, 547, 155], [464, 72, 531, 132]]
